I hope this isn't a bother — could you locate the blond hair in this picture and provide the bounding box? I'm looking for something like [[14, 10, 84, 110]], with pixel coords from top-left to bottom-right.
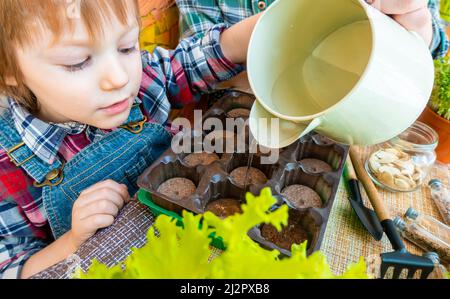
[[0, 0, 140, 113]]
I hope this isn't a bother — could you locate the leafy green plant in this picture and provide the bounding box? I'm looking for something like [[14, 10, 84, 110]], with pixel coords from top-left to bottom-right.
[[76, 188, 368, 279], [430, 57, 450, 121]]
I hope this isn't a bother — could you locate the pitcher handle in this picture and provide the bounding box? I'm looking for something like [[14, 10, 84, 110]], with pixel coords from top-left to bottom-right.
[[249, 101, 322, 148], [299, 118, 322, 138]]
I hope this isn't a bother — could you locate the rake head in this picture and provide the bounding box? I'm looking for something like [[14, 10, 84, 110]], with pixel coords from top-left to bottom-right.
[[380, 249, 434, 279]]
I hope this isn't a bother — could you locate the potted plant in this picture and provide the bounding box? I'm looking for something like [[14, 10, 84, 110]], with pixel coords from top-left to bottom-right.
[[419, 57, 450, 164]]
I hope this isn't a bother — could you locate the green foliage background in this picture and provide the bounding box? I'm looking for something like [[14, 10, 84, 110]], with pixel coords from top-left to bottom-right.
[[430, 57, 450, 120]]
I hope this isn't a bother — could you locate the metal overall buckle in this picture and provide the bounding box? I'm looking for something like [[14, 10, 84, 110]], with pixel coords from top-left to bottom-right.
[[119, 115, 148, 134], [7, 141, 65, 188], [33, 162, 66, 188], [6, 141, 36, 167]]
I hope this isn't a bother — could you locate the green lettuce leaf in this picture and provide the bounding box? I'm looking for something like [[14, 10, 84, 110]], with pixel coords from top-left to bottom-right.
[[78, 187, 368, 279]]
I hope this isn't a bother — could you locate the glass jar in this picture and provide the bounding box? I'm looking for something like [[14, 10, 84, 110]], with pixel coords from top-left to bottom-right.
[[428, 179, 450, 225], [393, 217, 450, 263], [365, 121, 438, 192], [404, 207, 450, 245], [423, 252, 448, 279]]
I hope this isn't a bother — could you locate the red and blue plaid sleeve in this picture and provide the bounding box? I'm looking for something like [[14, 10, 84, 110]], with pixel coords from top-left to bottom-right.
[[0, 150, 50, 278], [138, 24, 244, 124], [0, 236, 47, 279]]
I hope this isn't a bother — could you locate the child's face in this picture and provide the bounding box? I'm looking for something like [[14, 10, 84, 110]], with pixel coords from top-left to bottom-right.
[[14, 7, 142, 129]]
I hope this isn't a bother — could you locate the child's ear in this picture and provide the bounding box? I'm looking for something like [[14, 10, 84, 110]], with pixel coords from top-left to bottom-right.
[[4, 76, 18, 86]]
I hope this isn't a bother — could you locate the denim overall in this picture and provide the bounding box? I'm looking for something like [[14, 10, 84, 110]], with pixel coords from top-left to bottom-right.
[[0, 104, 171, 239]]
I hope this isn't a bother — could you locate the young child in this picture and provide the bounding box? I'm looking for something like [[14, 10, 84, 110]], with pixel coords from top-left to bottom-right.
[[176, 0, 450, 59], [0, 0, 260, 278]]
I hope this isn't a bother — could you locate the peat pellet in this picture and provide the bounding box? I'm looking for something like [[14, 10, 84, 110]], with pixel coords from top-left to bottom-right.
[[205, 198, 243, 219], [183, 152, 220, 167], [157, 178, 196, 200], [281, 184, 322, 209], [299, 158, 333, 173], [261, 219, 308, 251], [230, 166, 267, 188], [226, 108, 250, 119]]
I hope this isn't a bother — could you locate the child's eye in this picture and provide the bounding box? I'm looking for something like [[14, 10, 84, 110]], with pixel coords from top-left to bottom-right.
[[64, 57, 91, 72], [119, 46, 137, 55]]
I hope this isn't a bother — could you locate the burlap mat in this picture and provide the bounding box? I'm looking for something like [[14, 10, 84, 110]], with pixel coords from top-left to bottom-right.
[[31, 199, 155, 279], [31, 201, 223, 279], [320, 146, 450, 275], [31, 146, 449, 279]]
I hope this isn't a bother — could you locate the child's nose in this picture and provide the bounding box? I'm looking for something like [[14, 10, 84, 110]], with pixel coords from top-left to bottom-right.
[[100, 55, 129, 91]]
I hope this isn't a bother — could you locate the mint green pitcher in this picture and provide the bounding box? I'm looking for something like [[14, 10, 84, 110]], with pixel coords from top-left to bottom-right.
[[248, 0, 435, 148]]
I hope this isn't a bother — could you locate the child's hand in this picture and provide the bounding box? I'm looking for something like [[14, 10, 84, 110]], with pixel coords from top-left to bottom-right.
[[69, 180, 131, 248], [367, 0, 433, 46]]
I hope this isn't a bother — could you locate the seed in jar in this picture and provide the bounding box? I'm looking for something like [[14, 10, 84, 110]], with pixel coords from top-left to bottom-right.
[[377, 171, 395, 188], [369, 148, 424, 191], [369, 156, 381, 172], [394, 178, 412, 190], [183, 152, 220, 167], [230, 167, 268, 188], [378, 165, 402, 177], [393, 160, 415, 176], [385, 148, 401, 155], [397, 151, 410, 160], [377, 171, 394, 183], [397, 174, 416, 187], [375, 150, 398, 163], [281, 184, 322, 209], [414, 166, 425, 180], [157, 178, 196, 200], [413, 171, 423, 181]]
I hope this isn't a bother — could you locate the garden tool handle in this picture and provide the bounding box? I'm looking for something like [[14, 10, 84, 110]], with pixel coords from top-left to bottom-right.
[[349, 146, 391, 222], [345, 156, 357, 180], [344, 156, 362, 203]]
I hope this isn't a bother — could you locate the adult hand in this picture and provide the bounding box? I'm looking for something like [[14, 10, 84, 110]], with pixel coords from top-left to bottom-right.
[[367, 0, 433, 46]]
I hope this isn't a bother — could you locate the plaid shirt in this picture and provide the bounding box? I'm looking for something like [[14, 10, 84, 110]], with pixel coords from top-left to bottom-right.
[[176, 0, 450, 58], [0, 24, 243, 279]]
